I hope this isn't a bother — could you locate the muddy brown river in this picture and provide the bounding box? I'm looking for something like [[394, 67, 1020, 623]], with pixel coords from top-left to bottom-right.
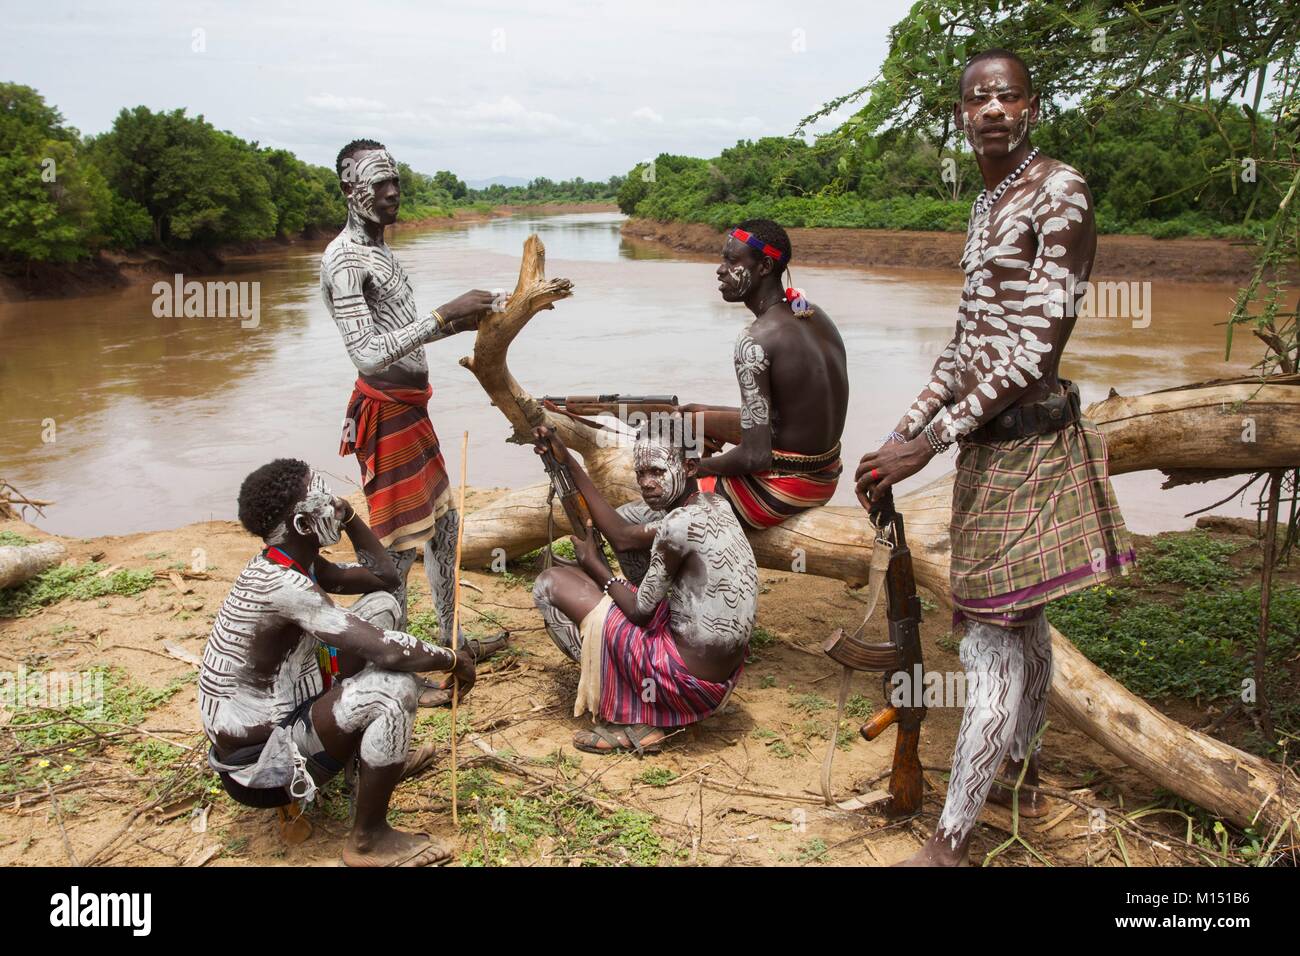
[[0, 211, 1263, 538]]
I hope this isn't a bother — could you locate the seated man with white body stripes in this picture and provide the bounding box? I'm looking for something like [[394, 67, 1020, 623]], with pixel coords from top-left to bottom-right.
[[198, 458, 474, 867]]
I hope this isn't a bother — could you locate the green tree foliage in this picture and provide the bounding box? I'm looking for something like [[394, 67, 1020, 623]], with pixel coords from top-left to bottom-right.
[[0, 83, 113, 262], [471, 174, 621, 205], [802, 0, 1298, 372]]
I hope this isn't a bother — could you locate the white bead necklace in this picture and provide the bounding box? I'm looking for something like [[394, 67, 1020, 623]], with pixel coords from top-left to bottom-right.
[[973, 147, 1039, 217]]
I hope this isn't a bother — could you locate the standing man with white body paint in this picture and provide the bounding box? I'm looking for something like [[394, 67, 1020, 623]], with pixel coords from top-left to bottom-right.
[[855, 49, 1135, 866], [322, 139, 507, 708], [199, 458, 475, 866]]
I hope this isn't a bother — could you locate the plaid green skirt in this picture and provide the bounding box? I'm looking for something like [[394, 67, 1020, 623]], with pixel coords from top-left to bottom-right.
[[950, 418, 1135, 626]]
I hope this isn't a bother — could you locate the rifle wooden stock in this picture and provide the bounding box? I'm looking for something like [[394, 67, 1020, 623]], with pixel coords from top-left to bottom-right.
[[822, 498, 926, 819], [860, 706, 896, 741], [887, 721, 923, 817]]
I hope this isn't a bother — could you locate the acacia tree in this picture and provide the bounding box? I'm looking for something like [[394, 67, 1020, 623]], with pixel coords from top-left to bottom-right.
[[802, 0, 1300, 740]]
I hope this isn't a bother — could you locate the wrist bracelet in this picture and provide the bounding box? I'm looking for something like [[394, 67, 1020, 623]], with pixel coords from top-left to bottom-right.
[[430, 308, 449, 334], [923, 423, 952, 454], [602, 576, 628, 595], [882, 430, 906, 445]]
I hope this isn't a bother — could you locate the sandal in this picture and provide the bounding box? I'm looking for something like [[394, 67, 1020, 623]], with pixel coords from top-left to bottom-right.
[[573, 723, 665, 756]]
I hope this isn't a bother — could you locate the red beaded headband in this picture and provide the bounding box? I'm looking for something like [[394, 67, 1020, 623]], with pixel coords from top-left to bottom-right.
[[729, 228, 787, 264]]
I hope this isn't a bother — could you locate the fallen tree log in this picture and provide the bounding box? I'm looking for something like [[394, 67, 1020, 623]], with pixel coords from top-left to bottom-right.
[[0, 540, 66, 590], [457, 236, 1300, 842]]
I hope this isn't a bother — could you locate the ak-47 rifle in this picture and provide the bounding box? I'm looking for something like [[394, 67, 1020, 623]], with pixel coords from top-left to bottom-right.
[[820, 489, 926, 817], [534, 431, 600, 547], [541, 394, 739, 453]]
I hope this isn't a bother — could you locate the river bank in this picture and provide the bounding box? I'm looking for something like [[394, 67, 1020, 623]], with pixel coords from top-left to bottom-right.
[[1, 498, 1289, 867], [621, 217, 1269, 284], [0, 203, 619, 302]]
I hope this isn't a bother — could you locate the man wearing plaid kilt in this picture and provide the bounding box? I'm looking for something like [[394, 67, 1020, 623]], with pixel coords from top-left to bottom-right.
[[856, 49, 1135, 865]]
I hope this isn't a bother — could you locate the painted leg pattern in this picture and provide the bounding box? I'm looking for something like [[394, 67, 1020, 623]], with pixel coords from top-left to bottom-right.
[[1009, 609, 1053, 763], [934, 619, 1024, 849], [331, 665, 420, 768], [424, 507, 461, 647], [356, 547, 419, 630], [531, 571, 583, 663]]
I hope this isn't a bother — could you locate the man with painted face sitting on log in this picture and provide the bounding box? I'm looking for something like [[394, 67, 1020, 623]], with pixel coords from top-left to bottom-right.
[[199, 458, 475, 866], [681, 218, 849, 529], [530, 415, 758, 755]]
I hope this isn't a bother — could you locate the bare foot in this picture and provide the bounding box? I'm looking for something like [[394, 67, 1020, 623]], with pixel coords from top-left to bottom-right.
[[894, 832, 970, 867], [342, 827, 453, 867]]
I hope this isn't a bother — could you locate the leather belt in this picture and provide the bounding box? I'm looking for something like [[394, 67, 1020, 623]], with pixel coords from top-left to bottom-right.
[[964, 379, 1081, 444]]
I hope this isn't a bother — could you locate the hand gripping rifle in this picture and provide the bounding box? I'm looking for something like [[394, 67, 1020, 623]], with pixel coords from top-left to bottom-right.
[[535, 433, 602, 567], [819, 490, 926, 817]]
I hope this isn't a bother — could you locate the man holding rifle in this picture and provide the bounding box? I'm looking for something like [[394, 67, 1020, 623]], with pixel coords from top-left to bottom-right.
[[855, 50, 1134, 866], [528, 416, 758, 755]]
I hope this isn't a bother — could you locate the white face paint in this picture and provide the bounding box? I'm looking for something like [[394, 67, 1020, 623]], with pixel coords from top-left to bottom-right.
[[723, 264, 754, 298], [343, 148, 399, 223], [293, 471, 343, 547], [633, 436, 686, 509], [963, 73, 1030, 155]]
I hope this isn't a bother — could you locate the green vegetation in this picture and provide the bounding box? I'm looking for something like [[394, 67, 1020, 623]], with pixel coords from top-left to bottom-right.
[[467, 176, 620, 206], [1135, 531, 1246, 590], [1, 666, 191, 797], [635, 766, 678, 788], [452, 770, 664, 867], [1, 82, 621, 264], [0, 531, 35, 546], [0, 560, 155, 617], [620, 1, 1296, 248], [1046, 527, 1299, 756], [618, 97, 1273, 238]]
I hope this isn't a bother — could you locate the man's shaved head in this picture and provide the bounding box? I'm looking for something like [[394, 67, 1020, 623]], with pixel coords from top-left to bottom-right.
[[958, 48, 1033, 96]]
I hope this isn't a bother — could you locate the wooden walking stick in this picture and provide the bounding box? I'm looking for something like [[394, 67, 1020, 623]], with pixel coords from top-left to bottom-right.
[[449, 430, 469, 826]]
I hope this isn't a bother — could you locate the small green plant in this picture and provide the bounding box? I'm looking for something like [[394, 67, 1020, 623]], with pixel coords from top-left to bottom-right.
[[769, 740, 794, 759], [797, 838, 828, 864], [635, 767, 678, 787], [758, 674, 777, 689], [790, 693, 831, 714], [844, 694, 875, 719], [1137, 531, 1245, 590], [750, 727, 777, 740], [0, 562, 156, 617], [406, 608, 440, 642], [749, 626, 776, 650], [0, 531, 35, 547]]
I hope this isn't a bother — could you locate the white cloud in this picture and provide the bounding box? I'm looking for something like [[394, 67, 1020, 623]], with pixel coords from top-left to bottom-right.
[[306, 94, 388, 113], [630, 106, 664, 124]]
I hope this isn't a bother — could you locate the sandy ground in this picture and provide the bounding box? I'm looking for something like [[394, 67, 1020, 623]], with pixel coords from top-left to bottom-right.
[[621, 218, 1272, 285], [0, 486, 1212, 869]]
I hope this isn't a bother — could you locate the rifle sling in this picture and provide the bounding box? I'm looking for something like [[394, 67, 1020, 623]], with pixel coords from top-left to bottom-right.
[[820, 536, 893, 806]]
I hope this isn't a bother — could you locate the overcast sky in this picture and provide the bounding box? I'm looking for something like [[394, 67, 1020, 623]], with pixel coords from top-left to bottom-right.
[[2, 0, 916, 182]]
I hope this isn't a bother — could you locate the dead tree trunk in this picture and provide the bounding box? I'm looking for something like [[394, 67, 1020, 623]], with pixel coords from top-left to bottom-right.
[[457, 236, 1300, 841], [0, 541, 66, 590]]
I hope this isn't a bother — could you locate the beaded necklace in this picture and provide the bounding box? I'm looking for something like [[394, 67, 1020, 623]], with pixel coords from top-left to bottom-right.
[[973, 147, 1039, 217]]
